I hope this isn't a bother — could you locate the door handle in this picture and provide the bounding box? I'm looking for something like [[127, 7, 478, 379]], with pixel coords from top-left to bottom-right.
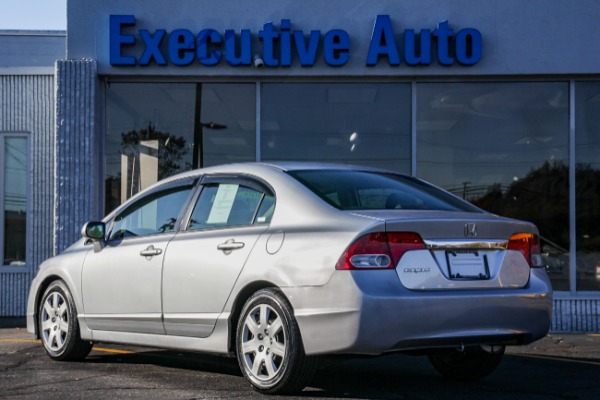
[[217, 239, 245, 254], [140, 245, 163, 258]]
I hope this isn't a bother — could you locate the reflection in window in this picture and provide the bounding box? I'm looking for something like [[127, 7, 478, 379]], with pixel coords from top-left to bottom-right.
[[416, 82, 569, 290], [109, 186, 193, 240], [188, 184, 267, 230], [261, 83, 411, 173], [105, 83, 255, 214], [289, 170, 480, 212], [2, 136, 28, 266], [575, 82, 600, 291]]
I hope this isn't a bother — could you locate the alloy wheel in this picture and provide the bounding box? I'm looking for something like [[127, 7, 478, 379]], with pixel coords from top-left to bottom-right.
[[41, 291, 69, 352], [240, 303, 287, 381]]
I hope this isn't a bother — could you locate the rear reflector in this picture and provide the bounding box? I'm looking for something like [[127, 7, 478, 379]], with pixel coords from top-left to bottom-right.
[[336, 232, 425, 270], [508, 233, 544, 268]]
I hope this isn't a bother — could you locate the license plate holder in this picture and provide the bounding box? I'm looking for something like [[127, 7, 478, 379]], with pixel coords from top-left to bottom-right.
[[446, 250, 490, 280]]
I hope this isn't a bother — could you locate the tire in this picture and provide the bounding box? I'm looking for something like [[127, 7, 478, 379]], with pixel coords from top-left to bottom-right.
[[428, 346, 505, 381], [235, 288, 316, 394], [38, 280, 93, 361]]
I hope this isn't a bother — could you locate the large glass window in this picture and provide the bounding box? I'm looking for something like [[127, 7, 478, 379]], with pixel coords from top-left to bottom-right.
[[261, 83, 412, 173], [1, 135, 28, 267], [105, 83, 255, 214], [575, 82, 600, 291], [416, 82, 570, 290]]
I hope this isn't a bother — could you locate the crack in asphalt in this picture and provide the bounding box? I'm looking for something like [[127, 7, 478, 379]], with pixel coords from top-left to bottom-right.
[[0, 346, 37, 373], [0, 372, 117, 396]]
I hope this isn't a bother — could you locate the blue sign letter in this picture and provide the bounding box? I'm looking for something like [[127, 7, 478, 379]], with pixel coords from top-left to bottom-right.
[[324, 30, 349, 67], [404, 29, 431, 65], [455, 28, 482, 65], [110, 15, 136, 66], [169, 29, 195, 66], [294, 31, 320, 66], [224, 30, 251, 66], [367, 15, 400, 66], [139, 29, 166, 65], [197, 29, 222, 66], [433, 20, 454, 66], [259, 22, 280, 67]]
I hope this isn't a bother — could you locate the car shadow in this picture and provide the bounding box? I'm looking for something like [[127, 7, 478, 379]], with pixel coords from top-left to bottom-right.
[[86, 349, 243, 377], [84, 350, 600, 399]]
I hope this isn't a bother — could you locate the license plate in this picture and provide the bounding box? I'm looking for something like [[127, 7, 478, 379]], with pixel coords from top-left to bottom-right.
[[446, 250, 490, 280]]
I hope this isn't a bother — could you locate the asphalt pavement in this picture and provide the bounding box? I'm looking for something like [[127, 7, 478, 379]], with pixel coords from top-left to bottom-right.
[[2, 317, 600, 399]]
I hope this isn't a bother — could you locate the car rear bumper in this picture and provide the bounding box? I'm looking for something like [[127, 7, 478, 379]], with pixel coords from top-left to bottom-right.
[[284, 268, 552, 356]]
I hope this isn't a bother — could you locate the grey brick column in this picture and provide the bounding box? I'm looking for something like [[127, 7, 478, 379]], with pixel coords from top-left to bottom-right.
[[54, 59, 102, 254]]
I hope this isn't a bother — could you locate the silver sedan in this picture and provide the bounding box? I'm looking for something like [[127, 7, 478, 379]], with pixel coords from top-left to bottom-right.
[[27, 162, 552, 394]]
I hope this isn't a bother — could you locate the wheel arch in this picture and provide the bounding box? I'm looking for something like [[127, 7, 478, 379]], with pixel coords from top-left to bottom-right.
[[228, 280, 285, 354], [32, 275, 73, 337]]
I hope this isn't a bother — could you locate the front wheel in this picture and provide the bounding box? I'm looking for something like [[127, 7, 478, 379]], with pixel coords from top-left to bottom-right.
[[428, 346, 505, 381], [236, 288, 316, 394], [39, 280, 92, 361]]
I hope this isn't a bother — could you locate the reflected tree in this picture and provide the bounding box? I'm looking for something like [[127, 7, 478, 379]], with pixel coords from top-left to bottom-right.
[[105, 125, 191, 214], [473, 160, 600, 251], [121, 124, 191, 180], [473, 161, 569, 248]]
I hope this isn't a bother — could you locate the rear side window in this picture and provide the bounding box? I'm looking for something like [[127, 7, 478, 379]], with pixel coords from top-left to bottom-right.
[[188, 183, 274, 231], [288, 170, 481, 213]]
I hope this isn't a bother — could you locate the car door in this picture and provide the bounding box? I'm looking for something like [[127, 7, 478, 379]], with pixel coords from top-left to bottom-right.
[[162, 176, 275, 337], [81, 180, 195, 334]]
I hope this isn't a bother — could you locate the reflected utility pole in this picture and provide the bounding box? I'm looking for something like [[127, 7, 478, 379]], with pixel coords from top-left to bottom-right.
[[193, 83, 227, 168], [193, 83, 203, 168], [462, 181, 471, 199]]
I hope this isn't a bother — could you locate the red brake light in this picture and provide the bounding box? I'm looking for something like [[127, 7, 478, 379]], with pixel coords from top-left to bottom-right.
[[508, 233, 543, 268], [336, 232, 425, 270], [387, 232, 427, 265]]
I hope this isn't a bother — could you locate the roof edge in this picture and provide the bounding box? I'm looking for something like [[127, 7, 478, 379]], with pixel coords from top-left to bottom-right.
[[0, 30, 66, 37]]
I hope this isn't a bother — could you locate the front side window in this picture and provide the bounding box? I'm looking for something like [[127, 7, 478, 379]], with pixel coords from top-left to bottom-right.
[[1, 135, 28, 267], [289, 170, 480, 212], [188, 183, 273, 231], [109, 185, 193, 240]]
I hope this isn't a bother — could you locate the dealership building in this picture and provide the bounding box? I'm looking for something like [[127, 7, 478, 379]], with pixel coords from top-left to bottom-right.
[[0, 0, 599, 331]]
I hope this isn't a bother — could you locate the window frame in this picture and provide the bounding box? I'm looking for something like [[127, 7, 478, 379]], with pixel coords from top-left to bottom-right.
[[0, 133, 31, 270]]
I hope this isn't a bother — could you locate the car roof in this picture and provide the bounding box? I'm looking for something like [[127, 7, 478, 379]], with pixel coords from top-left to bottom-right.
[[162, 161, 393, 182], [104, 162, 401, 220]]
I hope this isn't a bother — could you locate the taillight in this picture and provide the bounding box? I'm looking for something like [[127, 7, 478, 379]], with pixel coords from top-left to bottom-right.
[[508, 233, 543, 268], [336, 232, 425, 270]]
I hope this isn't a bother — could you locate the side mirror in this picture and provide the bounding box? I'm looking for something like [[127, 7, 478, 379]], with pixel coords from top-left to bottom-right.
[[82, 221, 106, 241]]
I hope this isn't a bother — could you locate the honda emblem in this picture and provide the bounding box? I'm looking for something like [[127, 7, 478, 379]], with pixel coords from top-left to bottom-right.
[[465, 223, 478, 237]]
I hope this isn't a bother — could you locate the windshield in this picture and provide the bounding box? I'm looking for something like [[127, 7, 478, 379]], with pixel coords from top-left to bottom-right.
[[288, 170, 482, 213]]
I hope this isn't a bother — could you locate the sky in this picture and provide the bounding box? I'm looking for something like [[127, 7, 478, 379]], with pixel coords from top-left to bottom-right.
[[0, 0, 66, 30]]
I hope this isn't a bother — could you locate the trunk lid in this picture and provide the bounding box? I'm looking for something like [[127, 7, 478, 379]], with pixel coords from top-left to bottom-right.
[[351, 210, 537, 290]]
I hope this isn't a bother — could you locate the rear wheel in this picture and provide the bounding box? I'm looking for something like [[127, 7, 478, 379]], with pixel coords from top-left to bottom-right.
[[236, 288, 316, 394], [39, 280, 92, 361], [428, 346, 505, 381]]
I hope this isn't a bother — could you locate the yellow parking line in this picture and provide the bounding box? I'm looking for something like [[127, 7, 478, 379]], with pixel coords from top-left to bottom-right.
[[0, 339, 134, 354], [92, 347, 134, 355], [0, 339, 41, 343], [588, 334, 600, 337]]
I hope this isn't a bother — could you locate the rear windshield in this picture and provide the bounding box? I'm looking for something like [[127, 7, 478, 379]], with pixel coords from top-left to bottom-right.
[[288, 170, 482, 213]]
